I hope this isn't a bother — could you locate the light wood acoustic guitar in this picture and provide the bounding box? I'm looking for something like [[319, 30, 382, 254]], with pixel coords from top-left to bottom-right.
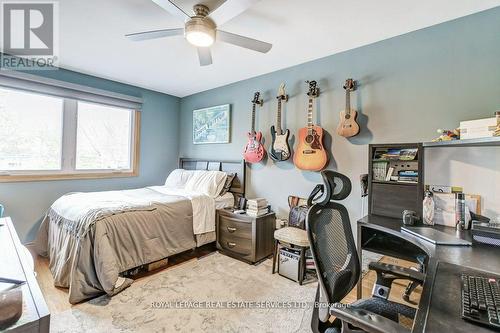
[[269, 83, 291, 161], [243, 92, 266, 163], [336, 78, 360, 138], [293, 80, 328, 171]]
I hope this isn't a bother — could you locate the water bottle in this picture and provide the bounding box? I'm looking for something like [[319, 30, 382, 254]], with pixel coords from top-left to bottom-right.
[[422, 191, 435, 225], [455, 193, 466, 230]]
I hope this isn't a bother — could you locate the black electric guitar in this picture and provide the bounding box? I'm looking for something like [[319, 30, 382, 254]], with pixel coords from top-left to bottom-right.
[[270, 83, 291, 161]]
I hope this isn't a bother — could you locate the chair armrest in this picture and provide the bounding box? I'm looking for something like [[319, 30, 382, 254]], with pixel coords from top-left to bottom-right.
[[369, 262, 425, 284], [329, 304, 411, 333]]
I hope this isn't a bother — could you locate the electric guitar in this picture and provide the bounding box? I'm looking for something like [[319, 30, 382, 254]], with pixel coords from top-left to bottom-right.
[[293, 81, 328, 171], [336, 78, 360, 138], [243, 92, 266, 163], [270, 83, 291, 161]]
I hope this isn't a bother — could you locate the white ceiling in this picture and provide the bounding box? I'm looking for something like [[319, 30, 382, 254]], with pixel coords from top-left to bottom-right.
[[53, 0, 500, 97]]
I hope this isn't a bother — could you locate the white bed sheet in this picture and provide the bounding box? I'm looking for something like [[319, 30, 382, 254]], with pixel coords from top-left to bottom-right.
[[215, 192, 234, 209]]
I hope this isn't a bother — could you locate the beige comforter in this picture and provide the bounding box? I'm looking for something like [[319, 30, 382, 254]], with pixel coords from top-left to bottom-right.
[[35, 187, 197, 304]]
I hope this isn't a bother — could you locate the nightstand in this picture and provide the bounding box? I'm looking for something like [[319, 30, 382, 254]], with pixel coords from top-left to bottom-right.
[[216, 208, 276, 264]]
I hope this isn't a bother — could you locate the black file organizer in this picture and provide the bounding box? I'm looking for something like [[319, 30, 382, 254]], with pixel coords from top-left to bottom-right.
[[368, 143, 424, 219]]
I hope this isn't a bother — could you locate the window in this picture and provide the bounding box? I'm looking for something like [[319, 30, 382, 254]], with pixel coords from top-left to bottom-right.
[[0, 87, 63, 171], [0, 86, 140, 182], [76, 102, 133, 170]]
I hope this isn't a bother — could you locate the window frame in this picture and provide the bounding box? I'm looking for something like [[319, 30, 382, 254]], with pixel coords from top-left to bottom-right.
[[0, 89, 141, 183]]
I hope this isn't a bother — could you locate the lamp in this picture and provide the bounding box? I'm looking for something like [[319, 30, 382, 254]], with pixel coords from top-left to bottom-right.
[[185, 17, 215, 47]]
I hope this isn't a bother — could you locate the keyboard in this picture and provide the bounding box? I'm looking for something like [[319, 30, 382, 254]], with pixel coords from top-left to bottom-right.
[[461, 274, 500, 329]]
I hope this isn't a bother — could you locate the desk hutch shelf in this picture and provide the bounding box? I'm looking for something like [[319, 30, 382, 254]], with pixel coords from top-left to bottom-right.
[[368, 143, 424, 219]]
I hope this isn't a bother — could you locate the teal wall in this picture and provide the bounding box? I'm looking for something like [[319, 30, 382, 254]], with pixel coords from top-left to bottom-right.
[[0, 68, 181, 242], [2, 8, 500, 242], [179, 8, 500, 222]]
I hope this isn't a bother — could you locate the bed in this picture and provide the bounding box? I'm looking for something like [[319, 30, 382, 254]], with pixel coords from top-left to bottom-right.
[[34, 158, 245, 304]]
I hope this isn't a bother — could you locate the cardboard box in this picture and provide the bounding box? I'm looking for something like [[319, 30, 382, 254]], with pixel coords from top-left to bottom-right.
[[433, 193, 481, 227], [460, 117, 497, 139]]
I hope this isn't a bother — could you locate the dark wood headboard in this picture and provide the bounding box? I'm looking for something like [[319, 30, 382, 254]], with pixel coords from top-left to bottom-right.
[[179, 158, 245, 196]]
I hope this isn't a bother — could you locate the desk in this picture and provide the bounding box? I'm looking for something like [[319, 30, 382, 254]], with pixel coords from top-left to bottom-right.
[[357, 214, 500, 333], [0, 217, 50, 333]]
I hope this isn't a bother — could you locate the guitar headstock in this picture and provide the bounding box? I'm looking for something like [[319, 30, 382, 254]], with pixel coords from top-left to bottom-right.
[[343, 78, 355, 92], [252, 92, 263, 106], [276, 83, 288, 101], [306, 80, 319, 98]]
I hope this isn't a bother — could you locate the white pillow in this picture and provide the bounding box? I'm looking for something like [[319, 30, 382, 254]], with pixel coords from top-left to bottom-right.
[[164, 169, 196, 189], [184, 170, 227, 198]]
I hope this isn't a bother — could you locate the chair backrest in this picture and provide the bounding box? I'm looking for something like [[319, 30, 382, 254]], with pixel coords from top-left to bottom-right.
[[306, 170, 360, 321], [287, 195, 308, 229]]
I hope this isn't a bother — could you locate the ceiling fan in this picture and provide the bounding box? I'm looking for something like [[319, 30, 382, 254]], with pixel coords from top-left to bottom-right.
[[126, 0, 272, 66]]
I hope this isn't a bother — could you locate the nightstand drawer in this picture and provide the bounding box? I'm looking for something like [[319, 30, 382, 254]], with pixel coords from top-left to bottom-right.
[[218, 233, 252, 257], [216, 209, 275, 264], [218, 215, 252, 240]]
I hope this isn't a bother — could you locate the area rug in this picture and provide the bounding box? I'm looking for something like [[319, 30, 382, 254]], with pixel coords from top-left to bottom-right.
[[51, 252, 318, 333]]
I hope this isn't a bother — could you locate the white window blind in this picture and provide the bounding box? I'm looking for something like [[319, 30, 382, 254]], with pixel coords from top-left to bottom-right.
[[0, 71, 143, 110]]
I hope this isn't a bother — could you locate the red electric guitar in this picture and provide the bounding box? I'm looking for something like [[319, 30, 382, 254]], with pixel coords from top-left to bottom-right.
[[243, 92, 266, 163]]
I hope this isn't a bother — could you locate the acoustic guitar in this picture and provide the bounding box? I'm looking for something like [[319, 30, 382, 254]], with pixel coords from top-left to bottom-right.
[[336, 78, 360, 138], [269, 83, 291, 161], [293, 81, 328, 171], [243, 92, 266, 163]]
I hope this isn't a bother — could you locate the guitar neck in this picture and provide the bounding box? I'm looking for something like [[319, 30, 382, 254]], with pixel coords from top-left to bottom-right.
[[307, 97, 314, 134], [345, 89, 351, 116], [251, 104, 256, 133], [276, 99, 282, 133]]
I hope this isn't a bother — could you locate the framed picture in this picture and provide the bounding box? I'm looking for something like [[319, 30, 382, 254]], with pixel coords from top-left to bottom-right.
[[193, 104, 230, 144]]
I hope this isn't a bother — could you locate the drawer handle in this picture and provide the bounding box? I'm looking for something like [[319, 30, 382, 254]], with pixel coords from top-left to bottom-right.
[[227, 227, 237, 233], [227, 242, 236, 248]]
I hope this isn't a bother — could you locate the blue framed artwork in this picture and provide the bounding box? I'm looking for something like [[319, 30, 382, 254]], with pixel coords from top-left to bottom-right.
[[193, 104, 230, 144]]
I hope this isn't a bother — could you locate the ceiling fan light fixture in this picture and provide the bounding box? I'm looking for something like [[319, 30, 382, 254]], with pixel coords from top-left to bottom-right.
[[185, 17, 216, 47], [186, 30, 214, 47]]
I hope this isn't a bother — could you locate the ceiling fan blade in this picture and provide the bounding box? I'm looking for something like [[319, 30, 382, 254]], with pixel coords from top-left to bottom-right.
[[151, 0, 190, 21], [126, 28, 184, 41], [208, 0, 261, 26], [217, 30, 272, 53], [197, 47, 213, 66]]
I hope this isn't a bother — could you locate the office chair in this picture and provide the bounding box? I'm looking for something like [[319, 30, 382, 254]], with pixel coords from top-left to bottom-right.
[[306, 170, 425, 333]]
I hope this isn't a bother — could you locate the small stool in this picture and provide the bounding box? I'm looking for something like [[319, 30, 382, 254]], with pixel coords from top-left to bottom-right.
[[272, 227, 310, 285]]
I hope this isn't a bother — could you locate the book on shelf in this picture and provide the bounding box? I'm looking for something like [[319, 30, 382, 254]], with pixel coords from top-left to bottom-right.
[[246, 198, 268, 210], [399, 170, 418, 177], [397, 178, 418, 183], [398, 176, 418, 181], [246, 205, 270, 217], [372, 160, 388, 181], [382, 149, 401, 160], [385, 167, 395, 181], [374, 148, 418, 161], [399, 148, 418, 161]]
